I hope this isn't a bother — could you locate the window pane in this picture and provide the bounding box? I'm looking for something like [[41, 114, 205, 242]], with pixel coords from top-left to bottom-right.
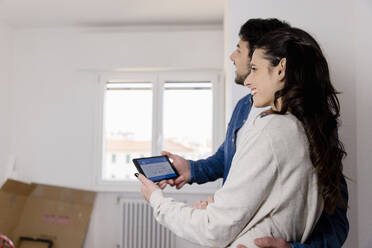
[[163, 82, 213, 160], [102, 82, 152, 181]]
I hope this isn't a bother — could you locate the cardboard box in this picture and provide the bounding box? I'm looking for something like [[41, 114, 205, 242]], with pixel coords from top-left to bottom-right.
[[0, 179, 96, 248]]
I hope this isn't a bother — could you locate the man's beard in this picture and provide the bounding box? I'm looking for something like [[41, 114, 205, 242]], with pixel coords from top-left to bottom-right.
[[234, 71, 249, 85]]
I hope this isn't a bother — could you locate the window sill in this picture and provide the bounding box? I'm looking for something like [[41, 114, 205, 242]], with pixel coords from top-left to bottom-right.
[[93, 179, 222, 194]]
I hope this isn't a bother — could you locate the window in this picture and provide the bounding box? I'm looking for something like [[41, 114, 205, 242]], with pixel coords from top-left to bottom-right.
[[102, 81, 152, 181], [95, 71, 224, 187], [163, 82, 213, 160]]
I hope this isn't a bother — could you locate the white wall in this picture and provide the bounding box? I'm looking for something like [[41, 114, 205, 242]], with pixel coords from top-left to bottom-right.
[[10, 27, 223, 188], [225, 0, 363, 247], [10, 26, 223, 248], [356, 0, 372, 247], [0, 21, 12, 185]]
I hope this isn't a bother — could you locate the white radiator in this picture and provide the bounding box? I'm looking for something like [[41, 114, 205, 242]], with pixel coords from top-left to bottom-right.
[[120, 199, 175, 248]]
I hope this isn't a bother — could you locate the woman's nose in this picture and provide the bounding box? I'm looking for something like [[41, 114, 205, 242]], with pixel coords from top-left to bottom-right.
[[244, 76, 251, 87]]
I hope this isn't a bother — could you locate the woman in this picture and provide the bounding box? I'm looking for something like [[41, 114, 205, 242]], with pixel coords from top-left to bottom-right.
[[137, 27, 346, 248]]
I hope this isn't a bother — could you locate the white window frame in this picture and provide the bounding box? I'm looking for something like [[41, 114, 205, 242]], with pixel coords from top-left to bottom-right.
[[93, 70, 224, 193]]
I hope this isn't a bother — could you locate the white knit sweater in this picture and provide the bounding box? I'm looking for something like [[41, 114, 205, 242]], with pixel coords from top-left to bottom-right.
[[149, 114, 324, 248]]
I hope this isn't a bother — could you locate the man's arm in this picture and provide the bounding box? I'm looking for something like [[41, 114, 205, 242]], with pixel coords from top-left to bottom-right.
[[188, 141, 225, 184], [188, 95, 251, 184], [158, 143, 225, 189], [252, 176, 349, 248], [159, 95, 250, 189], [291, 130, 349, 248], [236, 177, 349, 248], [291, 176, 349, 248]]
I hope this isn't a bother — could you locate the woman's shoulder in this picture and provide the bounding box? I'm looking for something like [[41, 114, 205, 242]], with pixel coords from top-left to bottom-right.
[[255, 113, 305, 137]]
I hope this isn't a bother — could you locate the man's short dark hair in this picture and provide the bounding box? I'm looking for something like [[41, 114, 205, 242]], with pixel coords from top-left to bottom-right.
[[239, 18, 290, 58]]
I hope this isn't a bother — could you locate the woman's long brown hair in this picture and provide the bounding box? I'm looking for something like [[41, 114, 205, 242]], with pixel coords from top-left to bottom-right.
[[256, 27, 347, 214]]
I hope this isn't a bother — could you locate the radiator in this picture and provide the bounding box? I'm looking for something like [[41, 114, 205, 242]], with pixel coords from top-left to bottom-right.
[[120, 199, 175, 248]]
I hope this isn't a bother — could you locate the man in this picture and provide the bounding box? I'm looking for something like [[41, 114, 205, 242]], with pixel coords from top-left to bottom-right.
[[159, 18, 349, 248]]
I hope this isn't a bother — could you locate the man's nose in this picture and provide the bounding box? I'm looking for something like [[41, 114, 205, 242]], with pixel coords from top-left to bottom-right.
[[229, 51, 235, 61], [230, 53, 234, 61]]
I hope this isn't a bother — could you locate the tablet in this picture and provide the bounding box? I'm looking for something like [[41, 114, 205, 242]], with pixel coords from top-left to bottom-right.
[[132, 155, 179, 182]]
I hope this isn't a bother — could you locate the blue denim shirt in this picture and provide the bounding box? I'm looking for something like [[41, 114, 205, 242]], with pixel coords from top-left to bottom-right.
[[189, 94, 349, 248]]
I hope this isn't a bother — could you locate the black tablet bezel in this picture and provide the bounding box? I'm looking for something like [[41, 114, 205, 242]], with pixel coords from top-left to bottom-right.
[[132, 155, 179, 182]]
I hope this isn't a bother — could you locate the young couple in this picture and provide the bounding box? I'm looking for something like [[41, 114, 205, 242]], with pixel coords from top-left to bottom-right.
[[136, 18, 348, 248]]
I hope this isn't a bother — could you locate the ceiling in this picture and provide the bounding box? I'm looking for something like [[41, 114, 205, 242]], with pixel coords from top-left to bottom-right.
[[0, 0, 225, 29]]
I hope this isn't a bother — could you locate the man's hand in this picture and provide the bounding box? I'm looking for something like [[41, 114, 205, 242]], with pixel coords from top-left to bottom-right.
[[254, 237, 291, 248], [136, 173, 160, 202], [158, 151, 191, 190], [192, 197, 214, 209], [235, 237, 291, 248]]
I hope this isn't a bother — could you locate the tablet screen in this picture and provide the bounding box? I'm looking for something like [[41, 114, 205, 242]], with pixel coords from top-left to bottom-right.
[[133, 156, 178, 182]]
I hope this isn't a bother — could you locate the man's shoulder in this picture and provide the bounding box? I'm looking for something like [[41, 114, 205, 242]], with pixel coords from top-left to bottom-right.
[[227, 94, 252, 127], [231, 94, 252, 114], [235, 94, 252, 107]]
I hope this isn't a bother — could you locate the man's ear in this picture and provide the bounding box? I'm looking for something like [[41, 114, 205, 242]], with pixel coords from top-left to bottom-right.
[[277, 58, 286, 81]]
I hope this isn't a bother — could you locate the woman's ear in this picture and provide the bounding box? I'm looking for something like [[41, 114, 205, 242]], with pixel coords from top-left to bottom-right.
[[277, 58, 286, 81]]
